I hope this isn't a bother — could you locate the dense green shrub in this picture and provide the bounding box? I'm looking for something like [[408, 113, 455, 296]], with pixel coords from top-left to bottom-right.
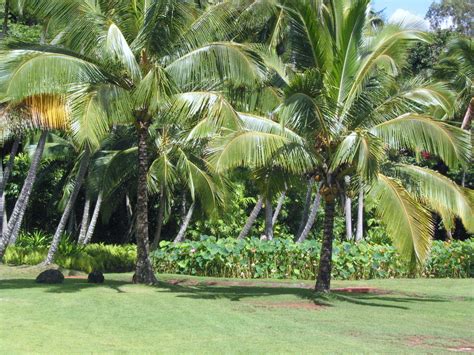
[[4, 237, 472, 279], [152, 237, 474, 280], [4, 243, 136, 273]]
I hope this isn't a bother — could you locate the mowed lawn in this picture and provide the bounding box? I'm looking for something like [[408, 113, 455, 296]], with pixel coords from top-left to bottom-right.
[[0, 266, 473, 353]]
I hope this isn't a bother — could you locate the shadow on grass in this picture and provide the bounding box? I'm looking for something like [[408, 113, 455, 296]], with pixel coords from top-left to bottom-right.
[[0, 278, 130, 294], [155, 281, 447, 310], [0, 277, 447, 310]]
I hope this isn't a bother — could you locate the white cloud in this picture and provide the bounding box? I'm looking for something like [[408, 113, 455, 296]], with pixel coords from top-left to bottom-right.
[[389, 9, 430, 30]]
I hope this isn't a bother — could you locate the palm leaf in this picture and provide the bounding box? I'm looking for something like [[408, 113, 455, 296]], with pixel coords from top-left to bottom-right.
[[372, 114, 471, 169], [368, 174, 432, 263], [394, 164, 474, 232]]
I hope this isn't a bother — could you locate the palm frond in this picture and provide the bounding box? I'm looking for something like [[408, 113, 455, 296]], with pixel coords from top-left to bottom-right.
[[372, 114, 471, 169], [393, 164, 474, 232], [106, 23, 141, 81], [368, 174, 432, 263], [330, 131, 384, 181], [165, 42, 266, 91]]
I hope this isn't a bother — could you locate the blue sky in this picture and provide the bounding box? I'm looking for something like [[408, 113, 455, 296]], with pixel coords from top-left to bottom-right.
[[372, 0, 433, 17]]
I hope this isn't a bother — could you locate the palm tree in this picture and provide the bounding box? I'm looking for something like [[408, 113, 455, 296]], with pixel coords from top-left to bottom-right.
[[146, 116, 226, 246], [0, 0, 267, 282], [212, 0, 472, 292], [0, 96, 69, 257], [434, 37, 473, 130]]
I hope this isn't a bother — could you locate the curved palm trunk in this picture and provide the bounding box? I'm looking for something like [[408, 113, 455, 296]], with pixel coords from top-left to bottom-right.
[[315, 198, 336, 293], [461, 97, 473, 130], [238, 195, 263, 240], [297, 179, 313, 238], [0, 132, 47, 258], [78, 197, 90, 244], [83, 193, 102, 245], [0, 138, 20, 238], [2, 201, 7, 236], [174, 202, 195, 243], [133, 121, 157, 284], [264, 197, 273, 240], [1, 138, 19, 192], [460, 99, 472, 188], [151, 187, 165, 250], [355, 187, 364, 242], [297, 189, 321, 243], [44, 149, 90, 264], [8, 214, 22, 246], [272, 189, 286, 226]]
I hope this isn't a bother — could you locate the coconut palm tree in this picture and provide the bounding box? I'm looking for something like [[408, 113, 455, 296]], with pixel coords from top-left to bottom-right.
[[211, 0, 472, 292], [434, 36, 473, 130], [0, 96, 69, 259], [146, 115, 227, 246], [0, 0, 269, 282]]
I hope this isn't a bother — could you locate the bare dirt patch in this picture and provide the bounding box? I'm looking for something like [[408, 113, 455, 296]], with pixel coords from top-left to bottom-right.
[[406, 336, 474, 352], [247, 300, 324, 310]]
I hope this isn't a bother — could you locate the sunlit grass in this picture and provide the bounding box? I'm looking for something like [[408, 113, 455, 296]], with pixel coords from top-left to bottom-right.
[[0, 265, 472, 353]]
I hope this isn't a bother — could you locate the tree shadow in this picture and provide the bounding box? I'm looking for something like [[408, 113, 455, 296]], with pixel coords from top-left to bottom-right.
[[0, 277, 449, 310], [331, 293, 447, 309], [0, 278, 130, 293], [155, 281, 447, 310]]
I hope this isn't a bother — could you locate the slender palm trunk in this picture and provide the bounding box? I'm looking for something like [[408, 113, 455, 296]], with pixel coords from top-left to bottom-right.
[[133, 121, 157, 284], [355, 187, 364, 242], [174, 202, 195, 243], [0, 138, 20, 238], [460, 99, 472, 189], [1, 138, 19, 192], [151, 186, 165, 250], [0, 132, 47, 258], [344, 195, 352, 240], [2, 0, 9, 35], [124, 192, 134, 242], [78, 197, 90, 244], [0, 163, 4, 241], [315, 197, 336, 293], [272, 189, 286, 226], [297, 189, 321, 243], [83, 193, 102, 245], [264, 197, 273, 240], [44, 149, 90, 264], [461, 97, 472, 130], [344, 176, 352, 241], [297, 179, 313, 237], [238, 195, 264, 239], [2, 202, 7, 236]]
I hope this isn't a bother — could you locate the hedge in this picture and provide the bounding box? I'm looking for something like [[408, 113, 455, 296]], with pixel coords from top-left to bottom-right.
[[4, 243, 136, 273], [152, 237, 474, 280], [4, 238, 473, 279]]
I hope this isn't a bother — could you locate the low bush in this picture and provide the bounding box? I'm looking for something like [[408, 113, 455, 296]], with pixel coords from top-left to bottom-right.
[[4, 237, 473, 279], [152, 237, 474, 280], [4, 243, 136, 273]]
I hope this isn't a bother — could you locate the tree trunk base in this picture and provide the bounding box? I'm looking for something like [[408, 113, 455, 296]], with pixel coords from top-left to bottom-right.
[[315, 198, 335, 293], [133, 258, 157, 285]]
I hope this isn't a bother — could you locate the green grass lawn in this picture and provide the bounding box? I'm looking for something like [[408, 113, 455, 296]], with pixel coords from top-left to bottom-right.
[[1, 265, 473, 353]]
